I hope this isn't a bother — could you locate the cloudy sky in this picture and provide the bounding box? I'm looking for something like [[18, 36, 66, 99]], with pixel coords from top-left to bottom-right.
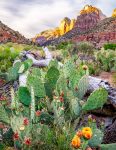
[[0, 0, 115, 38]]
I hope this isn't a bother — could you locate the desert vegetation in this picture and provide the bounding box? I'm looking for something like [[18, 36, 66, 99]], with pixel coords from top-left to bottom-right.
[[0, 41, 116, 150]]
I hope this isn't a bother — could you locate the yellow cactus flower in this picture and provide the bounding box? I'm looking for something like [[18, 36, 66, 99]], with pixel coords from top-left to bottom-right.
[[19, 125, 25, 131], [82, 127, 92, 139], [71, 135, 81, 149]]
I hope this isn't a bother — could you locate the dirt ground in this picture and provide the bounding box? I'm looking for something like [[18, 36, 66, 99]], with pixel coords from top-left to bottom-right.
[[99, 72, 116, 88]]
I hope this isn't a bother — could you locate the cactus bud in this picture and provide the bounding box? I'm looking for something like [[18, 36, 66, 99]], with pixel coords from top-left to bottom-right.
[[82, 65, 88, 70]]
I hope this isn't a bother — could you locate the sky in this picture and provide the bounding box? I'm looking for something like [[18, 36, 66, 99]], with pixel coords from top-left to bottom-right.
[[0, 0, 115, 38]]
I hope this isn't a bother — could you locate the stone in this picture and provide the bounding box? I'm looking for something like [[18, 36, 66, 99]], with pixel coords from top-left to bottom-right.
[[33, 17, 76, 45], [0, 21, 31, 44], [112, 8, 116, 17]]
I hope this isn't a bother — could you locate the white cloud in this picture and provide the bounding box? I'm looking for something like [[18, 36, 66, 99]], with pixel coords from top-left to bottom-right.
[[0, 0, 115, 38]]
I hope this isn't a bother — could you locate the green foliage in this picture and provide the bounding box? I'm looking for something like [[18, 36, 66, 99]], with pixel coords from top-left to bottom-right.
[[39, 112, 54, 125], [100, 143, 116, 150], [104, 43, 116, 50], [76, 41, 95, 55], [63, 59, 86, 95], [77, 75, 89, 99], [27, 68, 46, 98], [6, 59, 33, 81], [0, 42, 42, 73], [63, 59, 76, 78], [56, 74, 68, 97], [23, 59, 33, 71], [82, 88, 108, 111], [0, 105, 10, 124], [2, 128, 14, 147], [48, 59, 59, 68], [7, 61, 21, 81], [0, 144, 4, 150], [45, 66, 60, 98], [0, 51, 112, 149], [18, 86, 31, 106], [70, 97, 81, 117], [89, 128, 103, 147], [96, 49, 116, 72], [56, 41, 73, 50]]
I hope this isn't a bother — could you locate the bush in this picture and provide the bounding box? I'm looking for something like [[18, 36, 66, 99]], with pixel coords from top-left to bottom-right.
[[0, 42, 41, 72], [56, 41, 73, 50], [76, 42, 95, 55], [96, 49, 116, 72], [104, 43, 116, 50]]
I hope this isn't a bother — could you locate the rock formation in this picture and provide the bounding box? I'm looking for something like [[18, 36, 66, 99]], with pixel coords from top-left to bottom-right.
[[74, 5, 106, 32], [0, 21, 31, 44], [43, 6, 116, 48], [33, 17, 76, 45], [112, 8, 116, 17], [59, 17, 75, 35]]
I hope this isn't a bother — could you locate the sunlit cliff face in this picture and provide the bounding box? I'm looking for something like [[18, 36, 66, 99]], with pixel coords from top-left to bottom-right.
[[112, 8, 116, 17], [35, 5, 101, 41], [33, 5, 107, 43], [59, 17, 76, 35], [33, 17, 76, 41], [80, 5, 99, 15]]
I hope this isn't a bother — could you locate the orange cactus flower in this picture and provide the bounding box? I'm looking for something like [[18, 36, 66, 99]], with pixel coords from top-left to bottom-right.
[[71, 135, 81, 149], [82, 127, 92, 139], [76, 130, 83, 137]]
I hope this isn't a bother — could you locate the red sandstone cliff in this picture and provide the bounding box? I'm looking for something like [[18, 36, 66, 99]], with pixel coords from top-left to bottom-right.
[[74, 5, 106, 32], [0, 21, 31, 44], [43, 5, 116, 48]]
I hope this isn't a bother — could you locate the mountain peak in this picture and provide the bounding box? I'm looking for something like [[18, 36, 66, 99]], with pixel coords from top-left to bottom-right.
[[112, 8, 116, 17], [80, 5, 99, 15], [33, 17, 76, 44]]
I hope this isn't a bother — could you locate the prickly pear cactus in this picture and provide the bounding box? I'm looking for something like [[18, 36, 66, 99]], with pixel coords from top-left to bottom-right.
[[23, 59, 33, 71], [30, 86, 35, 121], [0, 105, 10, 124], [99, 143, 116, 150], [82, 88, 108, 111], [67, 91, 81, 117], [48, 60, 58, 69], [56, 74, 68, 97], [69, 70, 81, 90], [27, 68, 46, 98], [70, 97, 81, 116], [76, 75, 89, 99], [89, 128, 103, 147], [18, 86, 31, 106], [18, 59, 33, 74], [7, 61, 21, 81], [45, 66, 60, 98], [63, 60, 76, 78]]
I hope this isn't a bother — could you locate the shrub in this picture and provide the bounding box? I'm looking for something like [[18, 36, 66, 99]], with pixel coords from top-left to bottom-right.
[[0, 42, 41, 72], [104, 43, 116, 50], [76, 42, 95, 55]]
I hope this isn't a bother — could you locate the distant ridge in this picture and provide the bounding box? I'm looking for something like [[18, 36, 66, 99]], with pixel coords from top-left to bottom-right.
[[47, 17, 116, 48], [41, 5, 116, 48], [0, 21, 31, 44]]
